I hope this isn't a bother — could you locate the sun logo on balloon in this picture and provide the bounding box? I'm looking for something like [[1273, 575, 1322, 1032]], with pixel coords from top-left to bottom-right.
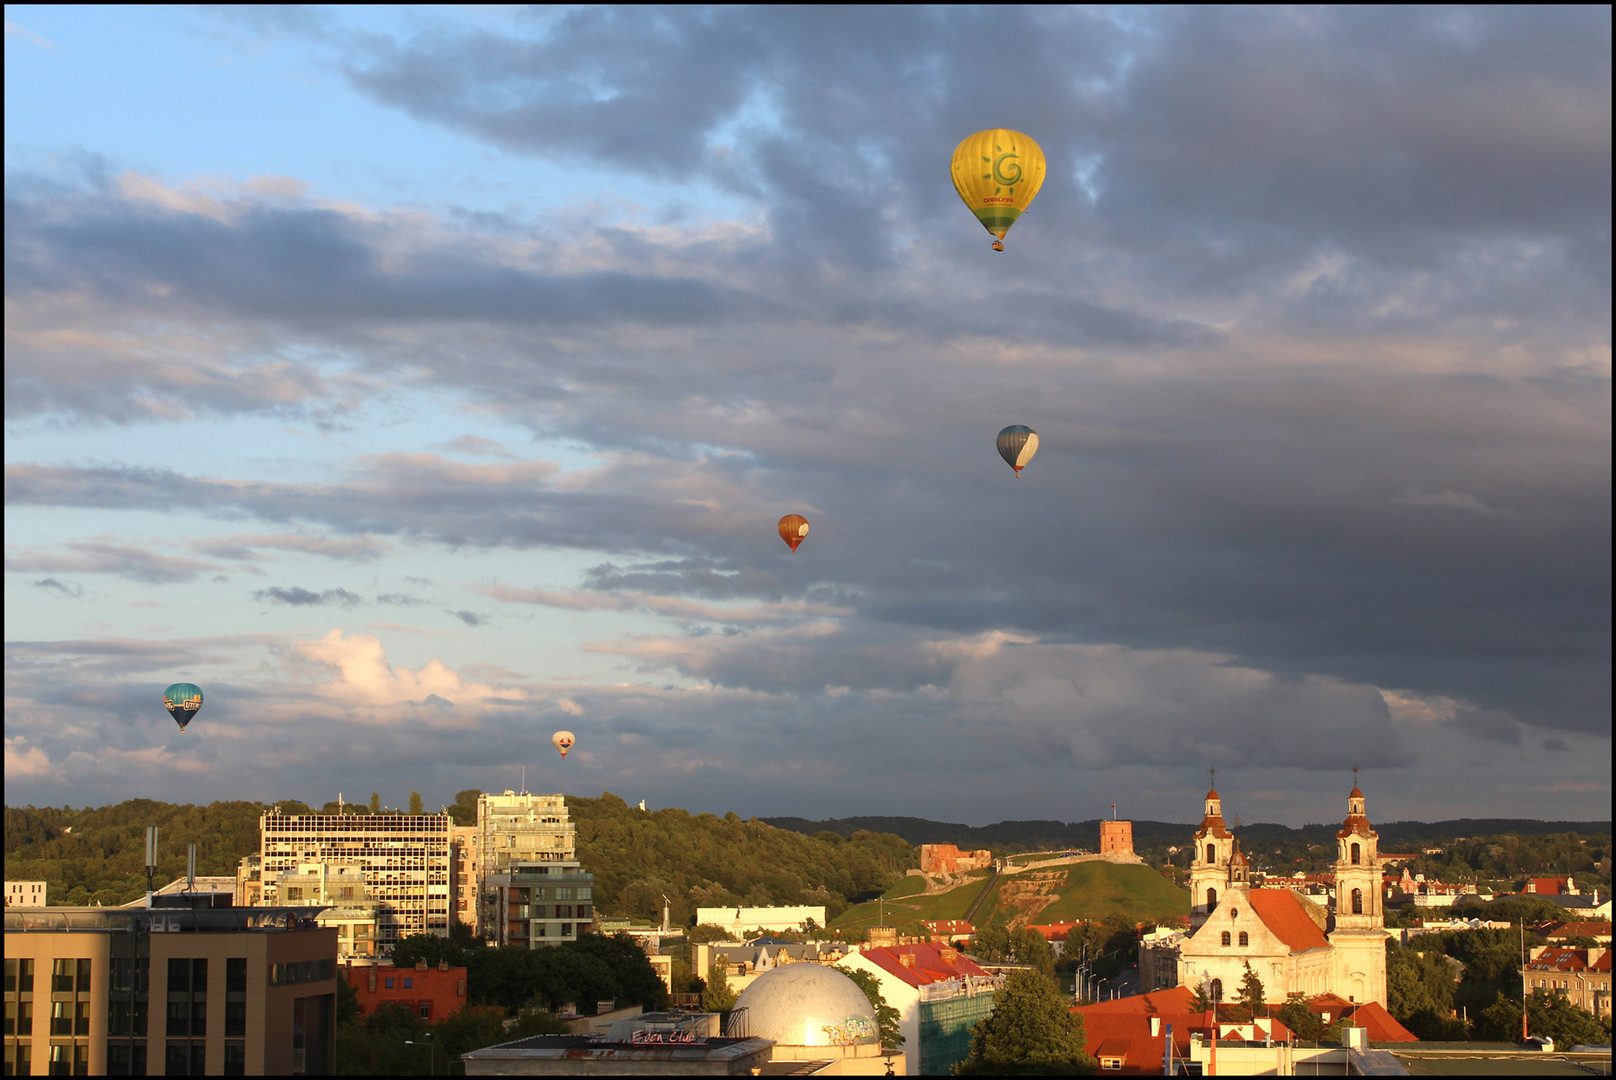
[[981, 144, 1023, 195]]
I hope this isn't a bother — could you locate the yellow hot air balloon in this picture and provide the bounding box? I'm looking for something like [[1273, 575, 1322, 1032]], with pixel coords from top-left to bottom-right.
[[951, 129, 1046, 251]]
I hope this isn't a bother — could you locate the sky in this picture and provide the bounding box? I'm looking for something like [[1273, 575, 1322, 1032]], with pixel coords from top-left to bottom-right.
[[4, 5, 1610, 829]]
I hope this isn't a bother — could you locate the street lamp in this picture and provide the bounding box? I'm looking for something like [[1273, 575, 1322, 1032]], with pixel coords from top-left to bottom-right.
[[404, 1032, 435, 1076]]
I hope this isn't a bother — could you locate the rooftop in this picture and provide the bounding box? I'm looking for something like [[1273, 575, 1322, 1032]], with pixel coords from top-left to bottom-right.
[[1246, 888, 1331, 953]]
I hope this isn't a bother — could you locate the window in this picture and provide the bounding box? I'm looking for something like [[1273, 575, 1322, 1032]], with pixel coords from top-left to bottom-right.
[[1206, 888, 1218, 909], [1351, 842, 1361, 865], [1206, 844, 1215, 863], [1351, 889, 1363, 915], [226, 959, 246, 994], [1238, 932, 1249, 947], [1210, 979, 1223, 1002], [385, 978, 394, 989], [403, 978, 412, 989], [1221, 931, 1231, 947]]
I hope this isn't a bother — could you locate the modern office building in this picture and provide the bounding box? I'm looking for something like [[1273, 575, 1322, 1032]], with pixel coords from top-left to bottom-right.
[[473, 792, 582, 946], [4, 899, 337, 1076], [483, 862, 595, 949], [254, 808, 451, 953], [476, 792, 576, 874]]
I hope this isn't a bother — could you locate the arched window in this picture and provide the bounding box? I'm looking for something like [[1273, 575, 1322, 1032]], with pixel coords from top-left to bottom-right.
[[1206, 888, 1218, 909], [1221, 931, 1231, 946], [1207, 844, 1216, 863], [1210, 979, 1223, 1002], [1351, 888, 1363, 915], [1238, 931, 1249, 947], [1351, 842, 1361, 865]]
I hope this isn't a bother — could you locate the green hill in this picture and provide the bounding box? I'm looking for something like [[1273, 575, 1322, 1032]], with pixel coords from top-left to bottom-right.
[[830, 859, 1188, 935], [978, 861, 1188, 927]]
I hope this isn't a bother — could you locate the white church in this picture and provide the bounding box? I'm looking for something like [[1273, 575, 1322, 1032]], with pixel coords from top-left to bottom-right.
[[1141, 778, 1389, 1006]]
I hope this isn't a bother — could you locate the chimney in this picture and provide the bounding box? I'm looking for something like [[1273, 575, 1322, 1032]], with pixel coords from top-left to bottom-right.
[[416, 959, 428, 970], [439, 959, 449, 971], [899, 952, 916, 968], [940, 947, 958, 963]]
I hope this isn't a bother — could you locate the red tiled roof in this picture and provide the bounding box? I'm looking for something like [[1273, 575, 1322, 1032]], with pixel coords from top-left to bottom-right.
[[1526, 877, 1573, 896], [1073, 989, 1198, 1074], [1340, 1001, 1418, 1043], [1026, 921, 1083, 941], [857, 941, 991, 988], [1528, 947, 1601, 973], [1546, 921, 1613, 940], [1247, 889, 1331, 953]]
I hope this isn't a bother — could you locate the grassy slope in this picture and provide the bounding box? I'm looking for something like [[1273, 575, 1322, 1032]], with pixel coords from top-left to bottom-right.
[[979, 861, 1188, 925], [830, 860, 1189, 933]]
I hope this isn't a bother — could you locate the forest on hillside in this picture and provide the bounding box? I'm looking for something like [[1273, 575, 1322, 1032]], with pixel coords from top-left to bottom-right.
[[3, 794, 915, 917]]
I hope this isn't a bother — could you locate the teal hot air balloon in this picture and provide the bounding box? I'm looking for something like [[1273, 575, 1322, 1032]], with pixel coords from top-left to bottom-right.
[[997, 424, 1040, 477], [163, 683, 204, 732]]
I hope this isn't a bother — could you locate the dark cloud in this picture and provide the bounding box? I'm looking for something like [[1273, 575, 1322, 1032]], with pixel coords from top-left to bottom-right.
[[252, 586, 362, 607], [447, 610, 484, 627], [31, 578, 84, 598]]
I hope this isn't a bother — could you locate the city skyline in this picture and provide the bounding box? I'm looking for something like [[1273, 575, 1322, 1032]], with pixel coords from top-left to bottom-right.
[[5, 7, 1610, 825]]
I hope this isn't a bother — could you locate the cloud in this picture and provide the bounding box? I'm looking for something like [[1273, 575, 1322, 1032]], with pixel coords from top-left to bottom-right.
[[5, 737, 52, 776], [32, 577, 84, 598], [6, 541, 228, 583], [4, 19, 58, 51], [447, 610, 484, 627], [253, 586, 362, 607], [194, 533, 390, 561], [288, 628, 524, 712]]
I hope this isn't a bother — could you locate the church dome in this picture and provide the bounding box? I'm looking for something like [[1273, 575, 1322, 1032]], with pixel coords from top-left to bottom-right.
[[732, 964, 879, 1049]]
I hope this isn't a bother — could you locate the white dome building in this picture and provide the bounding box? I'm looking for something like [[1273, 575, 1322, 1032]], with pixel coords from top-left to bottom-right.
[[733, 963, 903, 1074]]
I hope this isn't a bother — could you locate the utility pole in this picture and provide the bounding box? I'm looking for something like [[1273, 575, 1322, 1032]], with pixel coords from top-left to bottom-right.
[[1520, 920, 1529, 1042]]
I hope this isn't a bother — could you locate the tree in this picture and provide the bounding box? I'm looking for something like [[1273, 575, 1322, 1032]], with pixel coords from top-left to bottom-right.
[[955, 969, 1096, 1075], [702, 956, 738, 1012], [409, 791, 425, 815], [1234, 962, 1266, 1021], [840, 966, 905, 1049], [390, 933, 472, 971], [1476, 990, 1612, 1046], [448, 789, 482, 826], [369, 793, 381, 814], [1276, 993, 1324, 1042]]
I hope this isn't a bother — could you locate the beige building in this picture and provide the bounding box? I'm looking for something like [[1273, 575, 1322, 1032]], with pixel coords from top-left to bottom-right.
[[253, 807, 452, 954], [451, 823, 480, 934], [4, 901, 337, 1076], [1526, 946, 1612, 1017], [274, 863, 381, 960], [693, 906, 828, 937], [5, 884, 48, 909]]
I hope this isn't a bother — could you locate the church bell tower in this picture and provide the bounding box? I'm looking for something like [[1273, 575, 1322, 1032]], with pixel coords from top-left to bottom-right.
[[1327, 775, 1387, 1004], [1189, 773, 1235, 927]]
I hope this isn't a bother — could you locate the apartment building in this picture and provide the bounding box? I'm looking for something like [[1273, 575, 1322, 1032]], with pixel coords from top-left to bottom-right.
[[483, 862, 596, 949], [254, 808, 451, 953], [4, 900, 336, 1076]]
